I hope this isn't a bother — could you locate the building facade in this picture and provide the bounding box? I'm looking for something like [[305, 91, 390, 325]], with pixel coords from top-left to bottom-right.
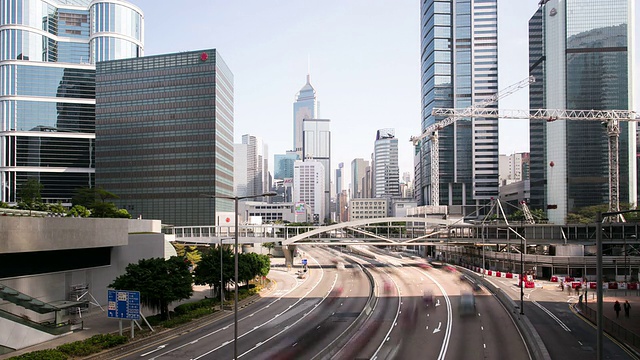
[[273, 152, 299, 180], [373, 129, 400, 198], [349, 198, 388, 220], [529, 0, 636, 223], [351, 158, 369, 199], [241, 134, 268, 200], [293, 74, 318, 156], [302, 118, 330, 221], [499, 152, 530, 186], [95, 49, 234, 226], [0, 0, 144, 203], [417, 0, 499, 209], [293, 160, 325, 224]]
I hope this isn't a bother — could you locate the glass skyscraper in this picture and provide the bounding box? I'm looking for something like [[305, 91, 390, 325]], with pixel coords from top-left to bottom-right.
[[0, 0, 143, 203], [293, 74, 318, 156], [417, 0, 499, 210], [373, 129, 400, 198], [95, 49, 234, 226], [302, 118, 330, 222], [529, 0, 635, 224]]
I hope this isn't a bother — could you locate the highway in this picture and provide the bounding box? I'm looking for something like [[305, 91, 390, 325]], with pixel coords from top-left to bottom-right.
[[116, 246, 530, 359]]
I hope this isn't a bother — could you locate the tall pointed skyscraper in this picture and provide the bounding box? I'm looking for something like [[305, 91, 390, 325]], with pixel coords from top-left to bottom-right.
[[293, 75, 318, 156]]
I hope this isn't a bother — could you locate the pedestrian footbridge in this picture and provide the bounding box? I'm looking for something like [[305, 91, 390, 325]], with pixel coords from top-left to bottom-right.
[[167, 217, 640, 247]]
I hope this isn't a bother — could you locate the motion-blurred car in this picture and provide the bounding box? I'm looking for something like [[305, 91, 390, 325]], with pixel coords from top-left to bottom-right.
[[459, 292, 476, 316]]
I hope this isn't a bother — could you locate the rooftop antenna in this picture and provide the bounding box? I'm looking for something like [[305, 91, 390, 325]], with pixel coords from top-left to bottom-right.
[[307, 54, 311, 82]]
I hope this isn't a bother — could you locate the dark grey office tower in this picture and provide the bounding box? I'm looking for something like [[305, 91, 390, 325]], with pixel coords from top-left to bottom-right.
[[528, 7, 546, 212], [95, 49, 234, 226]]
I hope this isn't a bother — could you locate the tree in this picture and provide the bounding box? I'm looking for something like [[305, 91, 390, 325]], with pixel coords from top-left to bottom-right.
[[263, 242, 275, 255], [19, 178, 43, 204], [193, 246, 234, 297], [109, 257, 193, 320]]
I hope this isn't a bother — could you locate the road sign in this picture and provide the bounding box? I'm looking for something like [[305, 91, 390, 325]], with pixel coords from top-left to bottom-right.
[[108, 290, 140, 320], [302, 259, 308, 266]]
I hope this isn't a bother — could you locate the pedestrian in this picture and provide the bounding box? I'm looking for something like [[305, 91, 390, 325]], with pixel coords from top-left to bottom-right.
[[624, 300, 631, 318], [560, 280, 564, 291], [614, 300, 622, 318]]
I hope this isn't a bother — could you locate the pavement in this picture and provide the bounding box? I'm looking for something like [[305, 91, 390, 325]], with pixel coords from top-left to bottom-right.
[[0, 257, 290, 360]]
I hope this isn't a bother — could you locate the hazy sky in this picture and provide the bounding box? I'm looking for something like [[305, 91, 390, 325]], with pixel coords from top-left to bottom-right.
[[130, 0, 639, 187]]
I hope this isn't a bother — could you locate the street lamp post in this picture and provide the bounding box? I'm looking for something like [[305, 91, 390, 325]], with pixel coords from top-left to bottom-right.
[[201, 191, 276, 360], [520, 235, 524, 315], [220, 238, 224, 311]]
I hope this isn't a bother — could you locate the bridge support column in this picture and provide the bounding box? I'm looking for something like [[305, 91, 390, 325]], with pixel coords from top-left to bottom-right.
[[282, 245, 297, 269]]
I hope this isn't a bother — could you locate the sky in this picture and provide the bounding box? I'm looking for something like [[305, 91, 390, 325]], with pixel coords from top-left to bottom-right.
[[130, 0, 639, 188]]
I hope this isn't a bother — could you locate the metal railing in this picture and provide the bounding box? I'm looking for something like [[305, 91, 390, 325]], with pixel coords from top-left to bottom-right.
[[578, 302, 640, 351]]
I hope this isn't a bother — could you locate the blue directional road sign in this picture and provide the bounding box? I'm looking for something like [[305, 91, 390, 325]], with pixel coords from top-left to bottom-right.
[[302, 259, 308, 266], [107, 290, 140, 320]]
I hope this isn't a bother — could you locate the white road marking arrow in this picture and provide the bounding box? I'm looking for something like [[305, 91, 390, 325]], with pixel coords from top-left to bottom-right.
[[141, 344, 167, 357], [435, 299, 441, 307], [433, 322, 442, 334]]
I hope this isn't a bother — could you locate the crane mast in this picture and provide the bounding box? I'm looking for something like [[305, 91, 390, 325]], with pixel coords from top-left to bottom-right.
[[432, 107, 638, 220], [411, 76, 534, 206]]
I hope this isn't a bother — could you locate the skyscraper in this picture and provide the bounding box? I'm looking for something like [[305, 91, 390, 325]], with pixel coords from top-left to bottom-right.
[[0, 0, 144, 203], [293, 160, 325, 224], [302, 118, 331, 222], [241, 134, 268, 200], [373, 129, 400, 198], [95, 49, 234, 226], [417, 0, 499, 210], [529, 0, 636, 224], [293, 75, 318, 156], [351, 158, 369, 199], [274, 152, 300, 180]]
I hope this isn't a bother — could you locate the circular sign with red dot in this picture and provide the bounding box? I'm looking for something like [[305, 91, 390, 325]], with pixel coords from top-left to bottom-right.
[[225, 217, 231, 223], [200, 52, 208, 61]]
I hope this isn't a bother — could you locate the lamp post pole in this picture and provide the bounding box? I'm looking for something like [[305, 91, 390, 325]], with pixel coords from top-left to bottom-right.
[[520, 235, 524, 315], [220, 238, 224, 311], [201, 191, 276, 360]]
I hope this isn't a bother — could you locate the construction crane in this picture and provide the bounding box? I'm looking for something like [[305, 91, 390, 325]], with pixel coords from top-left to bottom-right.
[[432, 107, 639, 220], [521, 201, 535, 224], [411, 76, 534, 206]]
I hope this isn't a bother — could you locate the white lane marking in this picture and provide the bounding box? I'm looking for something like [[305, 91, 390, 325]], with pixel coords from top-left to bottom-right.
[[160, 252, 329, 360], [433, 322, 442, 334], [371, 269, 403, 360], [481, 326, 484, 330], [421, 269, 453, 360], [532, 301, 571, 332], [484, 344, 486, 349], [140, 344, 166, 357], [578, 341, 583, 346]]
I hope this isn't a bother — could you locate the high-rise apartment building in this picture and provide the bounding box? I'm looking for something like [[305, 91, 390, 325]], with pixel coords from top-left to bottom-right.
[[416, 0, 499, 209], [529, 0, 635, 223], [95, 49, 234, 226], [293, 160, 325, 224], [0, 0, 143, 203], [373, 129, 400, 198], [293, 75, 318, 156], [351, 158, 369, 199], [302, 118, 330, 221], [499, 152, 530, 186]]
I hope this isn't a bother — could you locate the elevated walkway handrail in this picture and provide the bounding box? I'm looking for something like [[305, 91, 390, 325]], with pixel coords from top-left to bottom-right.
[[0, 283, 85, 314]]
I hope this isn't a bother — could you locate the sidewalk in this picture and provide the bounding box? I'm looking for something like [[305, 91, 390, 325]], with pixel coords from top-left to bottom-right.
[[487, 274, 640, 353]]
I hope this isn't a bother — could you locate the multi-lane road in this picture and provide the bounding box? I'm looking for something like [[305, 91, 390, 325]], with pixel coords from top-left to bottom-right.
[[111, 246, 632, 359]]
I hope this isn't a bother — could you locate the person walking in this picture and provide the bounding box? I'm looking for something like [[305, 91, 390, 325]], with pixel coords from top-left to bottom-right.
[[624, 300, 631, 318], [614, 300, 622, 318]]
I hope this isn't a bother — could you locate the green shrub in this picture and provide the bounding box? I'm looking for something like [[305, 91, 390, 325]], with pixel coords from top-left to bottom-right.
[[56, 341, 99, 357], [7, 349, 67, 360], [173, 298, 216, 315]]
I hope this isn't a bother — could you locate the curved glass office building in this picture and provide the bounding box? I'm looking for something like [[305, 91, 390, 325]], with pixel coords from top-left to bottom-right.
[[0, 0, 143, 203]]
